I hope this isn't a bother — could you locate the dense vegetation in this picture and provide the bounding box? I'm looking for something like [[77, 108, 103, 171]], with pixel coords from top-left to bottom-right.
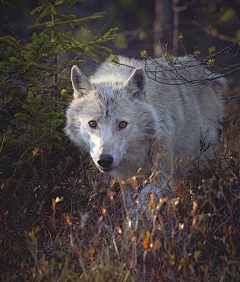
[[0, 0, 239, 281]]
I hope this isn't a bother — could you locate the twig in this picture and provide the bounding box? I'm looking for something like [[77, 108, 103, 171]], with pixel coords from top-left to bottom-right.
[[225, 115, 240, 123], [78, 255, 88, 281], [106, 210, 119, 256], [222, 95, 240, 100], [0, 135, 7, 154]]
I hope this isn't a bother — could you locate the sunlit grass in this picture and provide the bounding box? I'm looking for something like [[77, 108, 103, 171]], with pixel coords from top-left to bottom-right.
[[1, 123, 239, 282]]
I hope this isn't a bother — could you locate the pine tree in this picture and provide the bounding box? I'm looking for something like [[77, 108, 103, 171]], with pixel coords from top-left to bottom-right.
[[0, 0, 117, 181], [29, 0, 117, 83]]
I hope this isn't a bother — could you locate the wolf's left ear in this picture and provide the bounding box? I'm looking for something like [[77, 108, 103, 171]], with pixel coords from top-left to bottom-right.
[[71, 65, 95, 99], [124, 68, 146, 100]]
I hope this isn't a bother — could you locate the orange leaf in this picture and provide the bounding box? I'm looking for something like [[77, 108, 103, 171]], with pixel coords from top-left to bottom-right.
[[167, 205, 170, 213], [5, 179, 10, 189], [100, 208, 106, 217], [52, 198, 56, 212], [153, 239, 159, 252], [142, 238, 149, 250], [146, 230, 150, 239], [108, 190, 116, 201], [89, 247, 95, 263], [66, 215, 72, 227], [151, 193, 155, 203], [78, 248, 85, 262]]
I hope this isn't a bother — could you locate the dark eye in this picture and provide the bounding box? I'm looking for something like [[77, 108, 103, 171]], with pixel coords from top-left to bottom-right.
[[89, 120, 97, 128], [119, 121, 128, 129]]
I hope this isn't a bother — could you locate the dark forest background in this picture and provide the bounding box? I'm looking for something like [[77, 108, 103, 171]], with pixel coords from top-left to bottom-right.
[[1, 0, 240, 75]]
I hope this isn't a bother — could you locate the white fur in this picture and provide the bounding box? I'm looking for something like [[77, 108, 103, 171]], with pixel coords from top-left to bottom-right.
[[65, 56, 226, 200]]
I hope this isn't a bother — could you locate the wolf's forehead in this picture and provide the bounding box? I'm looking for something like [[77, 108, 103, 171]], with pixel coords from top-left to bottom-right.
[[95, 86, 125, 118], [97, 86, 122, 104]]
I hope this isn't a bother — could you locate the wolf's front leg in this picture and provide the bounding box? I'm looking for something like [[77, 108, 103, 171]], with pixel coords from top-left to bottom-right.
[[122, 175, 172, 228]]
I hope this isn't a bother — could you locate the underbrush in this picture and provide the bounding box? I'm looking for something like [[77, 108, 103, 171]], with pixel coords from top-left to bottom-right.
[[1, 123, 239, 282]]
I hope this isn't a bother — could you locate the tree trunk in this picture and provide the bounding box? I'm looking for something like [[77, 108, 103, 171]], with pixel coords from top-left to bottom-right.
[[153, 0, 173, 57], [172, 0, 188, 53]]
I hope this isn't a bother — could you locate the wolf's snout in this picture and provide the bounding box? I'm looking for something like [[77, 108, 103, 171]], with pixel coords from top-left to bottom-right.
[[97, 154, 113, 169]]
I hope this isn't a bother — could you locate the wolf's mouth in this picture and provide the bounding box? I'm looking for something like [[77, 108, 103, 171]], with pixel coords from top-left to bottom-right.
[[98, 166, 116, 173]]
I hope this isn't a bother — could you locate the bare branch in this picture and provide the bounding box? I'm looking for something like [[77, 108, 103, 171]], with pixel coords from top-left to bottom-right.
[[142, 40, 240, 86], [222, 95, 240, 101]]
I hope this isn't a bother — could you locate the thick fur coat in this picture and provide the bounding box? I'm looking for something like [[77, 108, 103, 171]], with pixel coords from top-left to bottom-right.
[[65, 56, 226, 194]]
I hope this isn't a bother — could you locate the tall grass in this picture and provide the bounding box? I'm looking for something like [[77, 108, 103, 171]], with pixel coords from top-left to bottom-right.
[[0, 122, 239, 282]]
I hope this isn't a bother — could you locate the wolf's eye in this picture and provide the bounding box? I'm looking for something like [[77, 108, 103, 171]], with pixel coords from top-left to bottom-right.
[[119, 121, 128, 129], [89, 120, 97, 128]]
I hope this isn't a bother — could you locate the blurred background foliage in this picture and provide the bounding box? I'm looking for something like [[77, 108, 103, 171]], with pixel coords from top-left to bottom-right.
[[1, 0, 240, 75]]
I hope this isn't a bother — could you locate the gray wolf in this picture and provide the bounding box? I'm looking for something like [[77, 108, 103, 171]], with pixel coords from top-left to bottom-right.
[[64, 56, 226, 202]]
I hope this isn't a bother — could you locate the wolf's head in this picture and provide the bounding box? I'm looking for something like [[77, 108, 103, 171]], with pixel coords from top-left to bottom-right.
[[64, 64, 159, 178]]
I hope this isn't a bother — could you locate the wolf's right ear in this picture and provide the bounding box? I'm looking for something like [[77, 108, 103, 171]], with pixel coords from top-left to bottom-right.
[[71, 65, 95, 99]]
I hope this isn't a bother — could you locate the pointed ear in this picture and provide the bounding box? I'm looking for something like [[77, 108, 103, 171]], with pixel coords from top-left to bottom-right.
[[71, 65, 95, 99], [124, 68, 146, 100]]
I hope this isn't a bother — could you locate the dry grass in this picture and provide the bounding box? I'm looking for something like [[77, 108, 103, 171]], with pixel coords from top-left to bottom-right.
[[0, 122, 240, 282]]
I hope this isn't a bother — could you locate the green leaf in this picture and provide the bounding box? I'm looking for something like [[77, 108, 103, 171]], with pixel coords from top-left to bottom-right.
[[208, 46, 216, 56], [115, 35, 127, 49], [108, 54, 120, 65], [219, 9, 236, 23], [236, 30, 240, 41]]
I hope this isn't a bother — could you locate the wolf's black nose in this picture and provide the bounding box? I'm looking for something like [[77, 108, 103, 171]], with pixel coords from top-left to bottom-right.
[[97, 154, 113, 168]]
